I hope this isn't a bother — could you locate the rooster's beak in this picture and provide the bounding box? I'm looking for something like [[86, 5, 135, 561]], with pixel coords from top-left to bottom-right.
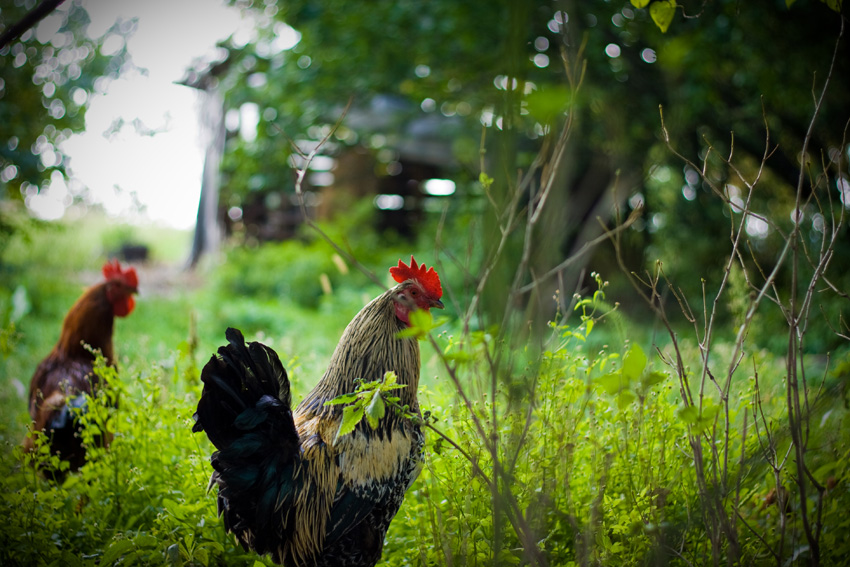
[[431, 298, 445, 309]]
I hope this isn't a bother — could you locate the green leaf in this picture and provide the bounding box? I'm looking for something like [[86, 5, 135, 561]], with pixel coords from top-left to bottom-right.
[[365, 390, 385, 429], [101, 539, 135, 566], [641, 371, 666, 389], [410, 309, 434, 329], [133, 535, 158, 548], [622, 344, 647, 381], [702, 402, 721, 419], [479, 172, 494, 190], [617, 389, 637, 410], [396, 327, 421, 338], [324, 393, 359, 406], [596, 372, 626, 395], [496, 549, 521, 565], [398, 309, 443, 340], [199, 541, 225, 553], [525, 85, 572, 123], [694, 402, 721, 433], [678, 405, 698, 424], [383, 370, 398, 386], [822, 0, 841, 11], [812, 461, 839, 480], [162, 498, 186, 520], [650, 0, 676, 33], [631, 0, 651, 8], [334, 404, 365, 445]]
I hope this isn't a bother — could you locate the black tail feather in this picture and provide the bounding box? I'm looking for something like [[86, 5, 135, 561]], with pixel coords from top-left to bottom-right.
[[193, 327, 301, 556], [193, 328, 294, 449]]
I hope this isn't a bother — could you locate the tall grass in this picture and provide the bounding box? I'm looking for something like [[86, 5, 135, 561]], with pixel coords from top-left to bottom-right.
[[0, 210, 848, 566]]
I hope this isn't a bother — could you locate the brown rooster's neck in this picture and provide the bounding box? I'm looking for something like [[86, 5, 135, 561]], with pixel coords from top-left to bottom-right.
[[56, 283, 116, 362], [299, 288, 421, 415]]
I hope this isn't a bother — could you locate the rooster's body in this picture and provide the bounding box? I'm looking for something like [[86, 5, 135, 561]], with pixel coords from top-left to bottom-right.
[[23, 260, 138, 475], [193, 257, 444, 567]]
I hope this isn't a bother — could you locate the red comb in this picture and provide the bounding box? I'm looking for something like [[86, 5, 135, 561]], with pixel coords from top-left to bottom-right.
[[102, 259, 138, 289], [390, 256, 442, 298]]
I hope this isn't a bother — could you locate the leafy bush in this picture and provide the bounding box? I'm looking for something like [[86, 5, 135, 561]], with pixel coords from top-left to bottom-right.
[[212, 238, 340, 308], [379, 300, 850, 566], [0, 231, 848, 566]]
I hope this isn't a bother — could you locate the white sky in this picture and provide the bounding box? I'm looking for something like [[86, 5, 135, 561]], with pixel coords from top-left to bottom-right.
[[31, 0, 247, 229]]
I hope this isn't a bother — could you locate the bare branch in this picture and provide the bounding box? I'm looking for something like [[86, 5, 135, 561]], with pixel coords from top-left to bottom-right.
[[287, 98, 387, 289], [0, 0, 66, 50]]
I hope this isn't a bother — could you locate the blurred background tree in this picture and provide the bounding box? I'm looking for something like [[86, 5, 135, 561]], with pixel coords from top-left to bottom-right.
[[2, 0, 847, 348], [184, 0, 847, 346], [0, 0, 132, 256]]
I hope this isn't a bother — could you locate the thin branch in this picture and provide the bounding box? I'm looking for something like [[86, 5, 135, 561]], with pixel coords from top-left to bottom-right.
[[286, 98, 386, 289], [0, 0, 66, 50], [517, 207, 642, 294]]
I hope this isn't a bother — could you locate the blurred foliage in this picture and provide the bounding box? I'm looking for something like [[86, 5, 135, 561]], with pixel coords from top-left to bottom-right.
[[198, 0, 578, 214], [194, 0, 849, 351], [0, 1, 133, 253], [213, 238, 343, 308], [206, 0, 849, 203], [0, 1, 132, 197]]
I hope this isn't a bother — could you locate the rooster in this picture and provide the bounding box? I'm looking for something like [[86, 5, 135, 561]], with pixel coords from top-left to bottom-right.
[[193, 256, 444, 567], [23, 260, 138, 475]]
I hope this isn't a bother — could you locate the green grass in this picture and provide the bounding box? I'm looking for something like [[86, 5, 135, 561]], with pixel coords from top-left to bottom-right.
[[1, 218, 849, 566]]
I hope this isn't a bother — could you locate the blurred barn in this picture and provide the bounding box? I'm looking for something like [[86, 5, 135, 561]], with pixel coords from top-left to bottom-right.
[[182, 49, 459, 264]]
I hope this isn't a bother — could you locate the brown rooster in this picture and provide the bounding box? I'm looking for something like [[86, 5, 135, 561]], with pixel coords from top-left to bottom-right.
[[193, 256, 444, 567], [23, 259, 138, 475]]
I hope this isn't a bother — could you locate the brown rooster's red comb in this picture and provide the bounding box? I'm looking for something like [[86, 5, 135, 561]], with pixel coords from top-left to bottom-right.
[[390, 256, 442, 298], [102, 259, 138, 290]]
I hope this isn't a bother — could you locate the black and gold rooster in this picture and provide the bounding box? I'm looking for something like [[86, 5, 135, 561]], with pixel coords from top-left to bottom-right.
[[193, 257, 444, 566]]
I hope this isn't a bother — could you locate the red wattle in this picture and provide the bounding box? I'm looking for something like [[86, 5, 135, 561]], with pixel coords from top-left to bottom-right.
[[113, 295, 135, 318]]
